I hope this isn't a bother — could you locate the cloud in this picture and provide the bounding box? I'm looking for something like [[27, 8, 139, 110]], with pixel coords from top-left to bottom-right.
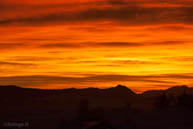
[[6, 56, 64, 62], [107, 0, 129, 5], [40, 43, 82, 48], [1, 1, 193, 26], [157, 74, 193, 79], [39, 40, 188, 50], [147, 40, 187, 46], [0, 61, 36, 67], [94, 42, 142, 47], [0, 74, 176, 88], [162, 56, 193, 62], [0, 43, 26, 49], [0, 40, 187, 52], [113, 60, 161, 65], [2, 73, 193, 89], [40, 42, 141, 49]]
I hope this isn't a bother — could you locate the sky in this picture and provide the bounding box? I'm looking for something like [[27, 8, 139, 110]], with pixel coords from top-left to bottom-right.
[[1, 0, 193, 92]]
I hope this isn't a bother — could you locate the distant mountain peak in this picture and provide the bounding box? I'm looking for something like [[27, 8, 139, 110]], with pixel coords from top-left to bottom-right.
[[115, 84, 128, 89], [0, 85, 21, 89], [167, 85, 189, 91], [142, 85, 191, 97], [107, 84, 135, 95], [110, 84, 131, 91]]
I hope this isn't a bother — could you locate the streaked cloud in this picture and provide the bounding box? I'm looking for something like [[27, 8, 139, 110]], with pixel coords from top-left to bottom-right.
[[1, 0, 193, 92], [0, 43, 27, 49], [1, 0, 193, 26], [6, 56, 64, 62], [0, 61, 36, 69], [0, 74, 176, 88]]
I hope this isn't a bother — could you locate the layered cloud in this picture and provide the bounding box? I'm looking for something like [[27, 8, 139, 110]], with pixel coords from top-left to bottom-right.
[[1, 0, 193, 92], [0, 74, 176, 87], [1, 73, 193, 92], [1, 0, 193, 26]]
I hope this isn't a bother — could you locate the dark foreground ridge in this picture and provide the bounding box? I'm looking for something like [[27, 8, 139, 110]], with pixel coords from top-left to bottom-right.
[[1, 85, 193, 129], [0, 84, 191, 95]]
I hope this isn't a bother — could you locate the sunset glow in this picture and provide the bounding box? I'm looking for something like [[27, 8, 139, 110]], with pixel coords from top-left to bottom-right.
[[1, 0, 193, 92]]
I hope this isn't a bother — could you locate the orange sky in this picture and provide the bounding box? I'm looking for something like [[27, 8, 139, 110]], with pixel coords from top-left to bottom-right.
[[1, 0, 193, 92]]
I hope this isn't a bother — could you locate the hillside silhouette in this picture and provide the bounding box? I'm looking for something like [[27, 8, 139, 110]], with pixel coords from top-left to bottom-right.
[[1, 85, 193, 129]]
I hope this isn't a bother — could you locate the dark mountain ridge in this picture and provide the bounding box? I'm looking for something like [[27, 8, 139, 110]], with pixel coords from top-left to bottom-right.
[[0, 84, 191, 96], [1, 84, 192, 107]]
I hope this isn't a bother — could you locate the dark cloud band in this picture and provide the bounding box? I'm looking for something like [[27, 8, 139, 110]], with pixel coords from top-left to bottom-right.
[[1, 3, 193, 26]]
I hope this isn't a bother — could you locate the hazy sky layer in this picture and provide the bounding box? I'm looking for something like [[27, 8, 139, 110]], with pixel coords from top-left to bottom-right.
[[1, 0, 193, 92]]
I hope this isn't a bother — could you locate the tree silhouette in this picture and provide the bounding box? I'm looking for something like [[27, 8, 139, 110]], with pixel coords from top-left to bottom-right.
[[154, 92, 169, 109], [178, 90, 193, 109]]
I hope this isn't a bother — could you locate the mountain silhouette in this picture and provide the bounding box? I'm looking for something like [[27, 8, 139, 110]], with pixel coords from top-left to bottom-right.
[[141, 85, 192, 97], [1, 85, 193, 129], [0, 85, 192, 99], [107, 84, 135, 95], [166, 85, 189, 95]]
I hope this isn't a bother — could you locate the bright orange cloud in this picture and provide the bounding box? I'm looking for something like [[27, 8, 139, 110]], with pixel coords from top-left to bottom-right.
[[1, 0, 193, 92]]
